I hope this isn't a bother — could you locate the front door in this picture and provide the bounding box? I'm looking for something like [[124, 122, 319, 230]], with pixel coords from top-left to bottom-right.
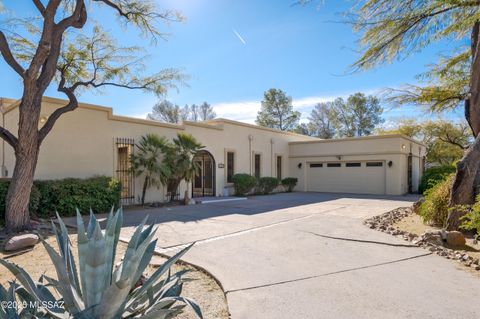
[[192, 151, 215, 197]]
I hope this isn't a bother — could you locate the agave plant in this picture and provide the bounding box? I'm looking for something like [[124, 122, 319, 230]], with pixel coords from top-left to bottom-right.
[[0, 280, 51, 319], [0, 208, 202, 319]]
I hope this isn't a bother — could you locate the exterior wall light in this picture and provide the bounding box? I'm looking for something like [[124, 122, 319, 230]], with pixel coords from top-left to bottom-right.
[[40, 115, 48, 124], [401, 144, 406, 150], [297, 163, 302, 169], [388, 160, 393, 167]]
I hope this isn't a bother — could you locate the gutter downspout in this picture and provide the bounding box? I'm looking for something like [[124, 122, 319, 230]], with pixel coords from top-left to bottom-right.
[[270, 138, 274, 176], [248, 134, 253, 175]]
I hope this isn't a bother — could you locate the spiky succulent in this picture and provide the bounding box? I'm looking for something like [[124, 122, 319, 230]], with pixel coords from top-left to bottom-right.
[[0, 208, 202, 319]]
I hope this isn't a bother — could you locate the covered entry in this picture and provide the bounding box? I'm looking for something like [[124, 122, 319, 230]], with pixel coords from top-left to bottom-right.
[[192, 150, 215, 197], [307, 161, 386, 195]]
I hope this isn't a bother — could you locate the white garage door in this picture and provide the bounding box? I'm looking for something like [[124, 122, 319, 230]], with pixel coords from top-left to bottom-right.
[[307, 161, 386, 195]]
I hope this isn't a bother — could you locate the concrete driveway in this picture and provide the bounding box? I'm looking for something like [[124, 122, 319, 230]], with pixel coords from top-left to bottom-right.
[[121, 192, 480, 319]]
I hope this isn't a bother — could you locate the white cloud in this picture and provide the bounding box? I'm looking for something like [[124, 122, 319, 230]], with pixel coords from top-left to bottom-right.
[[212, 100, 261, 124], [129, 112, 149, 119], [211, 94, 354, 124]]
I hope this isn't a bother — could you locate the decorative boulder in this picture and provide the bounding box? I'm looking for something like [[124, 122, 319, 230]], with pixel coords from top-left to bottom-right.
[[446, 231, 466, 247], [4, 233, 39, 251]]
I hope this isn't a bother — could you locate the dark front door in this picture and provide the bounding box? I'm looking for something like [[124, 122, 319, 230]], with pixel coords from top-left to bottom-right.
[[192, 151, 215, 197]]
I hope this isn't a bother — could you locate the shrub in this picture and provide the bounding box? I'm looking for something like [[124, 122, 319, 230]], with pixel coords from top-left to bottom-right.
[[460, 195, 480, 240], [419, 165, 456, 194], [418, 173, 454, 226], [232, 173, 257, 196], [281, 177, 298, 192], [0, 180, 40, 223], [35, 176, 121, 217], [0, 176, 121, 221], [257, 177, 279, 195], [0, 209, 203, 318]]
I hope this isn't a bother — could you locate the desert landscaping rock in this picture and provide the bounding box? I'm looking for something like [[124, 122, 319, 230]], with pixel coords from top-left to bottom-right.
[[364, 206, 480, 273], [446, 231, 466, 247], [4, 233, 39, 251]]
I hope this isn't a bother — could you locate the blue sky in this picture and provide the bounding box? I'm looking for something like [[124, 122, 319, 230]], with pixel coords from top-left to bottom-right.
[[0, 0, 465, 126]]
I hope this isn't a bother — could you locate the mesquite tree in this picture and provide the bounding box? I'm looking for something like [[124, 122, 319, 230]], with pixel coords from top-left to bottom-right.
[[328, 0, 480, 230], [0, 0, 184, 232]]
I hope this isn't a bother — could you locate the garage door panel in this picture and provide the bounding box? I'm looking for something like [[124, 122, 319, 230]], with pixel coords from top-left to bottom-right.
[[307, 162, 385, 195]]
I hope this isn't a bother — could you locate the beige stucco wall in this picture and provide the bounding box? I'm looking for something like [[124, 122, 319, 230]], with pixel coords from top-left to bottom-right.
[[288, 136, 427, 195], [183, 119, 308, 197], [0, 97, 314, 204], [0, 97, 426, 201]]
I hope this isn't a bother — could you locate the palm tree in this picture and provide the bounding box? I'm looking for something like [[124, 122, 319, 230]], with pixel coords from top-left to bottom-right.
[[130, 134, 170, 205], [165, 133, 204, 202]]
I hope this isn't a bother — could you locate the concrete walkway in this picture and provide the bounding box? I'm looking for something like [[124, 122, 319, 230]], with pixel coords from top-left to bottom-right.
[[120, 192, 480, 319]]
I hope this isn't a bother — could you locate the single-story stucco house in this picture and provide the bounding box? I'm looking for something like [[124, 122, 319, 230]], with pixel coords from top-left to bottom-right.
[[0, 97, 426, 204]]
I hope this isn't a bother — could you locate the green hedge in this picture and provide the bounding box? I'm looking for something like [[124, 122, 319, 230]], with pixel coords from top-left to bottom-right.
[[0, 176, 121, 220], [419, 165, 456, 194], [257, 177, 279, 195], [281, 177, 298, 192], [232, 174, 257, 196]]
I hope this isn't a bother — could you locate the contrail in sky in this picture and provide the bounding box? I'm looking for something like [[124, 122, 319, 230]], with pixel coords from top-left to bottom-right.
[[232, 28, 246, 45]]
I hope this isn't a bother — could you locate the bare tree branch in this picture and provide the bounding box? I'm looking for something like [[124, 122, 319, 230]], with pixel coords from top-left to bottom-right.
[[38, 73, 78, 142], [36, 0, 87, 93], [26, 0, 62, 78], [0, 126, 18, 149], [93, 0, 131, 19], [92, 0, 176, 21], [92, 0, 181, 40], [438, 136, 469, 150], [0, 31, 25, 77], [32, 0, 46, 17], [71, 79, 158, 91], [56, 0, 87, 31]]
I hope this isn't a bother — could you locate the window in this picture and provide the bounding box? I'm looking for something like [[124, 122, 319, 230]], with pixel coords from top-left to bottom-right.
[[346, 162, 361, 167], [310, 163, 323, 168], [276, 156, 282, 179], [116, 138, 135, 204], [227, 152, 235, 183], [254, 154, 261, 178], [327, 163, 341, 167], [366, 162, 383, 167]]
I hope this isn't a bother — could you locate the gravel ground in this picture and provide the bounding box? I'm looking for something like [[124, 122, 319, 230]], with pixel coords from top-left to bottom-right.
[[365, 207, 480, 277]]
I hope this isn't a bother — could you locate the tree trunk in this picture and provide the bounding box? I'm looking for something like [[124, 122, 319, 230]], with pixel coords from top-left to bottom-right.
[[141, 176, 148, 206], [5, 96, 41, 232], [447, 21, 480, 230], [183, 186, 190, 205], [168, 179, 180, 202], [447, 136, 480, 230]]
